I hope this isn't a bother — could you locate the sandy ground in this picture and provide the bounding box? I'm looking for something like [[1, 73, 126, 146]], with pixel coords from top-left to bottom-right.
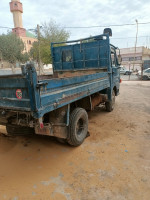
[[0, 81, 150, 200]]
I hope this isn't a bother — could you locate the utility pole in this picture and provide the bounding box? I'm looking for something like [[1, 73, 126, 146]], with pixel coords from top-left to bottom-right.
[[0, 51, 2, 68], [129, 62, 131, 80], [141, 62, 143, 81], [133, 19, 138, 72], [37, 24, 41, 75]]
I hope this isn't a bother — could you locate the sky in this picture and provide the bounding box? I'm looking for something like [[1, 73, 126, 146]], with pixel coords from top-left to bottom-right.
[[0, 0, 150, 48]]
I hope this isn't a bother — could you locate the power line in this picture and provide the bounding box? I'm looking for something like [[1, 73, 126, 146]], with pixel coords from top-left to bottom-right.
[[1, 21, 150, 30], [70, 34, 150, 40], [62, 21, 150, 29], [110, 35, 150, 40], [0, 26, 12, 29], [0, 24, 149, 41], [1, 25, 149, 40]]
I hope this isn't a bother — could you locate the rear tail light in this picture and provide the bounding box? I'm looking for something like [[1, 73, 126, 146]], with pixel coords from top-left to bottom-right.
[[40, 123, 44, 129], [39, 117, 44, 129]]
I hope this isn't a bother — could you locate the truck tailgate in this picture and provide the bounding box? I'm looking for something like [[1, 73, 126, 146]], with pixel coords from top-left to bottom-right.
[[0, 75, 31, 111]]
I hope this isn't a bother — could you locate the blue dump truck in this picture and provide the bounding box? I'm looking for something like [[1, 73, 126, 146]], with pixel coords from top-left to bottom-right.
[[0, 28, 121, 146]]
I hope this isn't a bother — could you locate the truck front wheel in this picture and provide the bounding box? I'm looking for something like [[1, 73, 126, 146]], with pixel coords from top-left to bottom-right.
[[67, 108, 88, 146], [105, 90, 115, 112]]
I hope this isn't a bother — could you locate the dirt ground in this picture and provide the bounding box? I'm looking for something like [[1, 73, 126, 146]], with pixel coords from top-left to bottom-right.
[[0, 81, 150, 200]]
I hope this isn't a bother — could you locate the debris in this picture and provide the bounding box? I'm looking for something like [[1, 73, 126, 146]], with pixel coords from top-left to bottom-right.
[[32, 191, 36, 196]]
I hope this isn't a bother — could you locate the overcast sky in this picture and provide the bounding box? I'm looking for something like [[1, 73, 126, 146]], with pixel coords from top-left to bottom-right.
[[0, 0, 150, 48]]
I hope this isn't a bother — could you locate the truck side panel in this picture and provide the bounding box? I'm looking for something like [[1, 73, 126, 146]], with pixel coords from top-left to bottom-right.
[[36, 72, 110, 118]]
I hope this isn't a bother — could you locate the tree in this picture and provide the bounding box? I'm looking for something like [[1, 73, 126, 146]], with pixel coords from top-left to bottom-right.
[[30, 20, 70, 64], [21, 52, 30, 63], [0, 33, 29, 64]]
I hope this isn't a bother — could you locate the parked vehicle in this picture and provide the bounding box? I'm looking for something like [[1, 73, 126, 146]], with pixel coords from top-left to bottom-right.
[[0, 28, 121, 146], [143, 60, 150, 70], [120, 66, 132, 75], [137, 68, 150, 80]]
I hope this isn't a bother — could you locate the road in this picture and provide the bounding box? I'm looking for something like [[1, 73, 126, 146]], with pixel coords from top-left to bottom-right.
[[0, 81, 150, 200], [120, 74, 139, 81]]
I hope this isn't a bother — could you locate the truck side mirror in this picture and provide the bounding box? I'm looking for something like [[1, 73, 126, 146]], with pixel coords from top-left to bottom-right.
[[118, 55, 122, 65], [103, 28, 112, 37]]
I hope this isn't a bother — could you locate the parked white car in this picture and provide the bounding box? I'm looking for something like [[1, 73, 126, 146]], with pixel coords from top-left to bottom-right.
[[137, 68, 150, 80], [120, 66, 132, 75]]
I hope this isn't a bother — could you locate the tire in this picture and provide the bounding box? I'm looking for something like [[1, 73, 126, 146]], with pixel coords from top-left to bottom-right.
[[6, 124, 34, 136], [142, 76, 149, 80], [105, 90, 115, 112], [125, 72, 131, 75], [67, 108, 88, 146]]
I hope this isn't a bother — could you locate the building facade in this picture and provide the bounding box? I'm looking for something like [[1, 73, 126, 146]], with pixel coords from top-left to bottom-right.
[[120, 46, 150, 71], [9, 0, 37, 52]]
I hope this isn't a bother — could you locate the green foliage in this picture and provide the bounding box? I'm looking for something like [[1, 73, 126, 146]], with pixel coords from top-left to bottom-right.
[[30, 41, 39, 62], [42, 21, 70, 43], [30, 20, 70, 64], [0, 33, 29, 64], [21, 52, 30, 63], [81, 35, 95, 43]]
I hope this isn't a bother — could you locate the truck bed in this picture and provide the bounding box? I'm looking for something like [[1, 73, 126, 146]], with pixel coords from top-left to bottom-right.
[[0, 66, 110, 118]]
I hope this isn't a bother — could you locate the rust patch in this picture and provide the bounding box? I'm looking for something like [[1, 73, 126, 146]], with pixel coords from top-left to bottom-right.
[[59, 91, 86, 105], [35, 124, 68, 139], [91, 93, 107, 110], [35, 123, 53, 136], [54, 68, 107, 78]]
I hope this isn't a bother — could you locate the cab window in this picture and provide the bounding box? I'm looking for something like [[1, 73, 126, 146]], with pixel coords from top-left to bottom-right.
[[62, 50, 72, 62], [111, 50, 116, 66]]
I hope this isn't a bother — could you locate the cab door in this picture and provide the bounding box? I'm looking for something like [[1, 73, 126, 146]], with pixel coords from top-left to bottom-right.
[[111, 47, 120, 95]]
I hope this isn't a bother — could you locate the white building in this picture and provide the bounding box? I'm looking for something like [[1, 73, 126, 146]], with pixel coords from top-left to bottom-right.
[[120, 46, 150, 71]]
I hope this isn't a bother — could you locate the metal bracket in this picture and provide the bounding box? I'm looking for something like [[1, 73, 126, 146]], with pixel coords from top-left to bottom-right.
[[36, 82, 48, 88]]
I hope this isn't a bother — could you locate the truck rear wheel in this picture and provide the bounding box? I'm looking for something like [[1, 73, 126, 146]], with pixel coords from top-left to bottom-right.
[[6, 124, 34, 136], [67, 108, 88, 146], [105, 90, 115, 112]]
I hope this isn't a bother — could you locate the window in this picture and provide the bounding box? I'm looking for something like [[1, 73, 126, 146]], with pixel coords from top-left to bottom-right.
[[129, 57, 134, 61], [62, 50, 72, 62], [122, 57, 129, 61], [136, 56, 142, 61], [145, 69, 150, 73], [129, 56, 142, 61], [111, 51, 116, 66]]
